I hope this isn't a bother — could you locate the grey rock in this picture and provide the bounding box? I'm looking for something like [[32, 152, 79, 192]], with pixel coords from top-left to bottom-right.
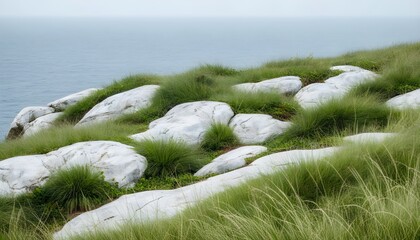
[[232, 76, 302, 95], [48, 88, 100, 111], [386, 89, 420, 109]]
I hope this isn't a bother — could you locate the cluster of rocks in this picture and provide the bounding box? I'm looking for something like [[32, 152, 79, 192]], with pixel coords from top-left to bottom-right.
[[3, 65, 420, 239]]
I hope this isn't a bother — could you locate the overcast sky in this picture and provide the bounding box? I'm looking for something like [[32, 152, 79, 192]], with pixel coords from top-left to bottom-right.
[[1, 0, 420, 18]]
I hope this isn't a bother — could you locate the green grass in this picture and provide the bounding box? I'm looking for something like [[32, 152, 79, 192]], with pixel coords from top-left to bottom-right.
[[212, 90, 300, 120], [135, 140, 206, 178], [201, 123, 239, 151], [57, 74, 160, 124]]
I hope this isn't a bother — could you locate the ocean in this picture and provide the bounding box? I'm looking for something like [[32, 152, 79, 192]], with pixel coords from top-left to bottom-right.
[[1, 17, 420, 138]]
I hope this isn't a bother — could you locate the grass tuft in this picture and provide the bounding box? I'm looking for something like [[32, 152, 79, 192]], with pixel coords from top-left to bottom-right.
[[201, 123, 238, 151]]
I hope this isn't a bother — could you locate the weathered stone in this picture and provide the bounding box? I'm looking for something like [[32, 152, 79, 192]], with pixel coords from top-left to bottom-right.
[[48, 88, 100, 111], [324, 68, 378, 90], [232, 76, 302, 95], [194, 146, 267, 177], [77, 85, 160, 126], [0, 141, 147, 195], [343, 132, 397, 144], [386, 89, 420, 110], [130, 101, 234, 145], [229, 114, 291, 144], [7, 106, 55, 139], [23, 112, 63, 137], [54, 147, 338, 239]]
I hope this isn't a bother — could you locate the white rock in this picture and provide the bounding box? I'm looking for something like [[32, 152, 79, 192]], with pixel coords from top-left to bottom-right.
[[130, 101, 234, 145], [0, 141, 147, 195], [48, 88, 100, 111], [386, 89, 420, 109], [343, 132, 397, 144], [294, 83, 346, 109], [43, 141, 147, 188], [251, 147, 341, 168], [7, 106, 55, 138], [229, 114, 291, 144], [232, 76, 302, 95], [77, 85, 160, 126], [23, 112, 63, 137], [54, 147, 338, 239], [194, 146, 267, 177], [295, 66, 379, 109]]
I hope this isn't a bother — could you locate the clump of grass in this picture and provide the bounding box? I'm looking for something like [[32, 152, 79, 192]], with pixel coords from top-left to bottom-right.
[[282, 95, 394, 139], [57, 74, 160, 123], [352, 55, 420, 100], [212, 90, 299, 120], [201, 123, 238, 151], [35, 166, 110, 213], [136, 140, 204, 177]]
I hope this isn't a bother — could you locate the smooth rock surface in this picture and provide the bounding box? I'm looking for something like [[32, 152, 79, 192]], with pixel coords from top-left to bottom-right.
[[54, 147, 338, 239], [295, 66, 378, 109], [130, 101, 234, 145], [77, 85, 160, 126], [0, 141, 147, 195], [229, 114, 291, 144], [343, 132, 397, 144], [386, 89, 420, 109], [7, 106, 55, 139], [194, 146, 267, 177], [48, 88, 99, 111], [23, 112, 63, 137], [232, 76, 302, 95]]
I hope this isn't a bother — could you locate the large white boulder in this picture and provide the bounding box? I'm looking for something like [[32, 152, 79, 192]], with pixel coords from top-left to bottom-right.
[[194, 146, 267, 177], [23, 112, 63, 137], [130, 101, 234, 145], [77, 85, 160, 126], [48, 88, 100, 111], [343, 132, 397, 144], [229, 114, 291, 144], [232, 76, 302, 95], [295, 65, 379, 109], [54, 147, 338, 239], [7, 106, 55, 139], [0, 141, 147, 195], [386, 89, 420, 110]]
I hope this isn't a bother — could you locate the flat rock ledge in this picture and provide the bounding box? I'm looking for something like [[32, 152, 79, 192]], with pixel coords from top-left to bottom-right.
[[130, 101, 234, 145], [295, 65, 379, 108], [77, 85, 160, 127], [343, 132, 397, 144], [232, 76, 302, 95], [0, 141, 147, 195], [194, 146, 267, 177], [48, 88, 100, 111], [6, 106, 55, 139], [22, 112, 63, 137], [229, 114, 291, 144], [386, 89, 420, 110], [54, 147, 339, 239]]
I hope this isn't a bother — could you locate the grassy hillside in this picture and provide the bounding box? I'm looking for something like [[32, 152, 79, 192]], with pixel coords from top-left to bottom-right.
[[0, 43, 419, 239]]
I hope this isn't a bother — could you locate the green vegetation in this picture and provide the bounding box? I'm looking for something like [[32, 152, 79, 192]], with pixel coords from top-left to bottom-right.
[[135, 140, 205, 178], [0, 43, 420, 239], [201, 123, 238, 151], [35, 166, 110, 214]]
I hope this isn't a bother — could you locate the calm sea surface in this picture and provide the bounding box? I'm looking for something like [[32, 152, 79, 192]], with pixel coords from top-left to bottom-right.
[[1, 17, 420, 138]]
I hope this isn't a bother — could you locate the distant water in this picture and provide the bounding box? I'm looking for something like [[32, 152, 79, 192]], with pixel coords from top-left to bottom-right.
[[1, 17, 420, 138]]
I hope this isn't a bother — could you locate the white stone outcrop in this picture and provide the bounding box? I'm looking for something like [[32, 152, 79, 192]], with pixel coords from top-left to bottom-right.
[[232, 76, 302, 95], [77, 85, 160, 126], [48, 88, 100, 111], [295, 65, 378, 108], [23, 112, 63, 137], [7, 106, 55, 139], [54, 147, 339, 239], [130, 101, 234, 145], [229, 114, 291, 144], [0, 141, 147, 195], [343, 132, 397, 144], [194, 146, 267, 177], [386, 89, 420, 110]]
